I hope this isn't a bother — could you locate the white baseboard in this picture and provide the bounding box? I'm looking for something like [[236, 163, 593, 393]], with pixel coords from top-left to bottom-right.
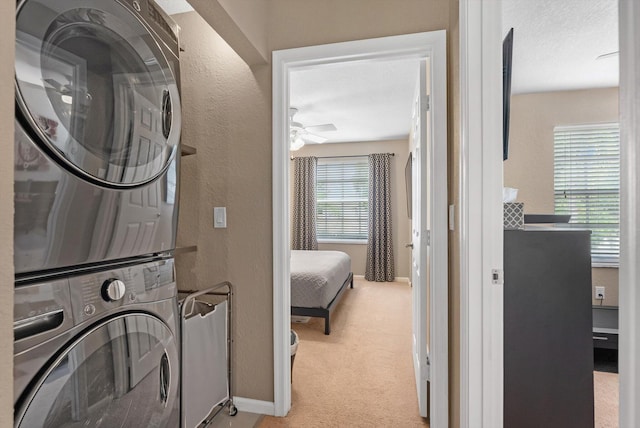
[[232, 397, 275, 416], [353, 274, 410, 284]]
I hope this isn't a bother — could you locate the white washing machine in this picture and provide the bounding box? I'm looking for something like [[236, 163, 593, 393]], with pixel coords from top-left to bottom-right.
[[14, 0, 183, 278]]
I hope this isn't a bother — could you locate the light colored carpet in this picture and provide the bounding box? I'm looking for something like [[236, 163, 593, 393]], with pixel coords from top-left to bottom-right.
[[260, 279, 428, 428], [258, 278, 618, 428], [594, 371, 619, 428]]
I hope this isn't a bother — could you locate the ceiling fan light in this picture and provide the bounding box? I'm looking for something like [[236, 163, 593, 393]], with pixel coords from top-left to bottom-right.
[[290, 135, 305, 151]]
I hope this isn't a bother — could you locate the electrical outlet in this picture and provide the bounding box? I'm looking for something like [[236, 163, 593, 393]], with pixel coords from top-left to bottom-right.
[[595, 286, 605, 301]]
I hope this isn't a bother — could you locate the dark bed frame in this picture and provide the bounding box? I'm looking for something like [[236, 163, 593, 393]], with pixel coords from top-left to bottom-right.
[[291, 272, 354, 335]]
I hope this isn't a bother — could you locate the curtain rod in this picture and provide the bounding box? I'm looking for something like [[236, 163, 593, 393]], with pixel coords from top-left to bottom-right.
[[290, 153, 395, 160]]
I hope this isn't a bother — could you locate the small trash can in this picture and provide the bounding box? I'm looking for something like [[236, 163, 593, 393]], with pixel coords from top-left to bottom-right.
[[290, 330, 299, 381]]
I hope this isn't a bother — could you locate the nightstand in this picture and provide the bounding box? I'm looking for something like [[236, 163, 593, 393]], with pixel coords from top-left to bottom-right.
[[593, 306, 618, 350]]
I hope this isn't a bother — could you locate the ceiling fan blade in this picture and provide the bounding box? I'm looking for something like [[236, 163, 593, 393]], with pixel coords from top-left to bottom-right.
[[305, 124, 337, 133], [302, 133, 328, 144], [596, 51, 619, 60]]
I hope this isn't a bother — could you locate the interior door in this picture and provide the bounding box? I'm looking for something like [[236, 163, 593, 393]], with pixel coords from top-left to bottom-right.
[[410, 60, 430, 418]]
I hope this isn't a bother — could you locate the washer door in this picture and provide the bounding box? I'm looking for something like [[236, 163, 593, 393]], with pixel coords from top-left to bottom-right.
[[16, 314, 179, 428], [15, 0, 181, 187]]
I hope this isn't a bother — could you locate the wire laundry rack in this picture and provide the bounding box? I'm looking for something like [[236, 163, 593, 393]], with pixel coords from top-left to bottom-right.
[[179, 282, 237, 427]]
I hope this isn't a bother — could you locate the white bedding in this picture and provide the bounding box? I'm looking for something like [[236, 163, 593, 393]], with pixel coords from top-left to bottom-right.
[[290, 250, 351, 308]]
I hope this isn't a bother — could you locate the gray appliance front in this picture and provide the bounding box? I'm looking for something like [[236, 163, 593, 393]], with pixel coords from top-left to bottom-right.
[[14, 120, 178, 275], [14, 0, 181, 275], [14, 259, 180, 427]]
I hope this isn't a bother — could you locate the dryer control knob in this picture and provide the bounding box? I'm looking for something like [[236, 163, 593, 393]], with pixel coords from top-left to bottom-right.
[[102, 279, 126, 302]]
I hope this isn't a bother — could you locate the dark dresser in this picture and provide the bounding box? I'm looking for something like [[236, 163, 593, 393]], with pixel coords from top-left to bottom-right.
[[504, 228, 594, 428]]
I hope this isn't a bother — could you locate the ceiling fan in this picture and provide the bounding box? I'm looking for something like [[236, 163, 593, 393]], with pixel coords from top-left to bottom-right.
[[289, 107, 337, 151]]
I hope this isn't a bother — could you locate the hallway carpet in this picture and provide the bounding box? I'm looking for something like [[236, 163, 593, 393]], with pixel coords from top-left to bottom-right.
[[258, 278, 617, 428], [594, 371, 618, 428], [260, 279, 428, 428]]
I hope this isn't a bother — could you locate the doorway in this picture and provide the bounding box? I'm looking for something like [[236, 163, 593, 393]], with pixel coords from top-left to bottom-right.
[[272, 31, 448, 425], [502, 2, 620, 426], [460, 1, 637, 427]]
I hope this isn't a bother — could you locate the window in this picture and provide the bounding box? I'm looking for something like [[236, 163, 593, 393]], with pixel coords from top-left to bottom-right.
[[554, 123, 620, 265], [316, 157, 369, 242]]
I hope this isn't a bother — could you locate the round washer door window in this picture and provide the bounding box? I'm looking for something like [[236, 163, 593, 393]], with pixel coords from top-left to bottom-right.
[[15, 314, 179, 428], [15, 0, 181, 187]]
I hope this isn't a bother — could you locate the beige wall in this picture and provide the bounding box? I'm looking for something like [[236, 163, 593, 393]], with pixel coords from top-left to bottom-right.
[[173, 11, 273, 400], [505, 88, 619, 212], [0, 0, 15, 425], [592, 268, 619, 307], [218, 0, 268, 59], [505, 87, 620, 306], [189, 0, 268, 66], [174, 0, 459, 415], [293, 139, 412, 278], [267, 0, 450, 51]]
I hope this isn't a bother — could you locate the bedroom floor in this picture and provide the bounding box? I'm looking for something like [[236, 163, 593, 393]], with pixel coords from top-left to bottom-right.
[[260, 278, 428, 428]]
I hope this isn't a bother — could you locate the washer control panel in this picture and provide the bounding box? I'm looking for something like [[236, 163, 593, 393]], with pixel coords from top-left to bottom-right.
[[68, 259, 176, 323]]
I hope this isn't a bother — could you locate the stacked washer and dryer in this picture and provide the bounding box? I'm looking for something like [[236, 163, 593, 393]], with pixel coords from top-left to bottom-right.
[[13, 0, 184, 426]]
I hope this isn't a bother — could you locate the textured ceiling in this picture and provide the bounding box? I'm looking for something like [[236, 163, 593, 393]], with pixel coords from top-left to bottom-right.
[[290, 58, 420, 144], [503, 0, 618, 94], [156, 0, 619, 143]]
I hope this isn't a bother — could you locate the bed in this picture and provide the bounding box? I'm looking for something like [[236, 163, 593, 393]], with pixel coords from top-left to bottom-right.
[[291, 250, 354, 335]]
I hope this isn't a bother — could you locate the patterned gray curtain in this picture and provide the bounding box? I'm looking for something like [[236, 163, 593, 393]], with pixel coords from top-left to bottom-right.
[[366, 153, 394, 281], [292, 156, 318, 250]]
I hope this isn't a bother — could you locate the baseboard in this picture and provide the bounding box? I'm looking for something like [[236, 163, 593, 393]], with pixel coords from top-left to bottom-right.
[[232, 397, 275, 416], [354, 274, 410, 284]]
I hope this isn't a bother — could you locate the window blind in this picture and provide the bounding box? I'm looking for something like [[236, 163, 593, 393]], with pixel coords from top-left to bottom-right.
[[316, 157, 369, 241], [554, 123, 620, 264]]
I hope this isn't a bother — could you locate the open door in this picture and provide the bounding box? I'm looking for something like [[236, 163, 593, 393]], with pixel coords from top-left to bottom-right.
[[409, 58, 448, 425], [409, 59, 429, 418]]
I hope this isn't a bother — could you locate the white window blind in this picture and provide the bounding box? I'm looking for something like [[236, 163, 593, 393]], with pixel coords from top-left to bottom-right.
[[316, 157, 369, 241], [554, 123, 620, 264]]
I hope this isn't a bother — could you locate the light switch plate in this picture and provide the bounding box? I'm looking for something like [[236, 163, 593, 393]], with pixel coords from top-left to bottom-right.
[[448, 204, 455, 230], [214, 207, 227, 228]]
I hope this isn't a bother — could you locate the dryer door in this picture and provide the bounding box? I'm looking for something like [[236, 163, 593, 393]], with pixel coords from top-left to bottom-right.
[[15, 0, 181, 187], [15, 314, 179, 428]]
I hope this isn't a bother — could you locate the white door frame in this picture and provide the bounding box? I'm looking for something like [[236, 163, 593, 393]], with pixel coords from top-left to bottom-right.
[[461, 1, 639, 427], [459, 1, 504, 427], [272, 31, 449, 424], [618, 1, 639, 426]]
